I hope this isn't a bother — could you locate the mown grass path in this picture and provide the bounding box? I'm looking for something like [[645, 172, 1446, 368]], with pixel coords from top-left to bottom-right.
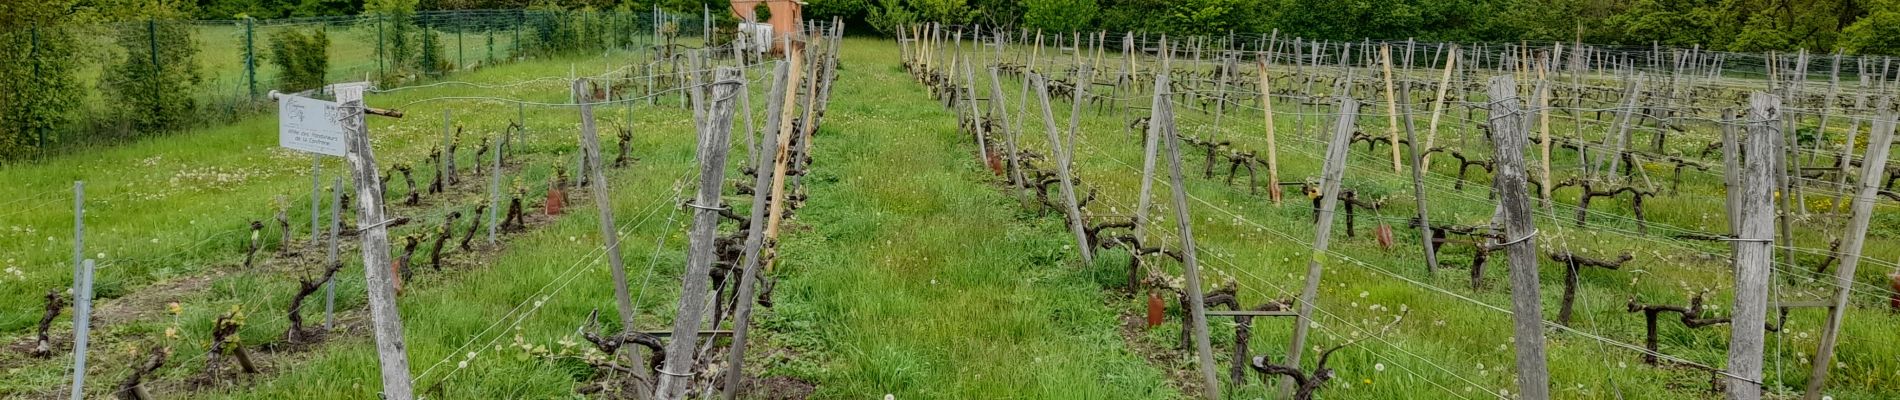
[[759, 38, 1178, 399]]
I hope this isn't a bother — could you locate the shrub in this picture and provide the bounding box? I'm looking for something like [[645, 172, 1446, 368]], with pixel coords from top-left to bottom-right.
[[753, 3, 773, 23], [417, 26, 449, 77], [367, 0, 417, 82], [528, 10, 581, 56], [266, 28, 329, 93], [0, 23, 84, 159], [1023, 0, 1097, 33], [103, 19, 204, 134], [866, 0, 917, 35]]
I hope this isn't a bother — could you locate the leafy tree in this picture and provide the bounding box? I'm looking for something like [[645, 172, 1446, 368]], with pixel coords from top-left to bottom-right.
[[0, 0, 88, 159], [287, 0, 361, 17], [967, 0, 1023, 28], [103, 17, 205, 134], [866, 0, 917, 35], [1096, 0, 1169, 34], [266, 28, 330, 92], [1023, 0, 1097, 33], [1493, 0, 1619, 43], [368, 0, 418, 82], [1157, 0, 1255, 37], [417, 25, 450, 77], [910, 0, 974, 25], [1841, 0, 1900, 54]]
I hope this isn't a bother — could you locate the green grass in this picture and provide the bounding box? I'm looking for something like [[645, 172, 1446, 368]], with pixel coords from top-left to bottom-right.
[[0, 42, 748, 398], [755, 37, 1177, 398], [939, 41, 1900, 399], [3, 31, 1898, 400]]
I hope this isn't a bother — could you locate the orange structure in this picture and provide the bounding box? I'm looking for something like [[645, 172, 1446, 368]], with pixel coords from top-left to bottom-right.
[[729, 0, 802, 50]]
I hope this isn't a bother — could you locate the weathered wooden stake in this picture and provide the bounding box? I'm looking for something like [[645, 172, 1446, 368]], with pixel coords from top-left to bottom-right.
[[488, 129, 503, 246], [1535, 57, 1555, 211], [962, 54, 990, 165], [1135, 41, 1170, 242], [1727, 92, 1782, 400], [1400, 83, 1437, 276], [323, 175, 342, 330], [1259, 59, 1282, 204], [1380, 44, 1403, 172], [655, 67, 740, 400], [1602, 74, 1643, 179], [723, 60, 789, 400], [1154, 73, 1222, 400], [1283, 97, 1358, 398], [1032, 72, 1095, 265], [575, 79, 637, 329], [1802, 105, 1893, 399], [1421, 46, 1456, 171], [336, 84, 415, 400], [1484, 75, 1550, 400], [990, 66, 1028, 197], [761, 41, 806, 272]]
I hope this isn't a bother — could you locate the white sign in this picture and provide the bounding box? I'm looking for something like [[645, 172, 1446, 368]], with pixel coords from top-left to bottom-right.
[[739, 23, 772, 53], [278, 94, 346, 156], [332, 82, 369, 103]]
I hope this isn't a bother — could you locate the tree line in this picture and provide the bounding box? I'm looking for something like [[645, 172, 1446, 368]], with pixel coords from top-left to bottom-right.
[[825, 0, 1900, 56], [7, 0, 1900, 161], [137, 0, 1900, 56], [0, 0, 702, 161]]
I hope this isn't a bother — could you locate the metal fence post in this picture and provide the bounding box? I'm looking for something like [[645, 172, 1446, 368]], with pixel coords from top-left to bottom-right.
[[487, 132, 501, 245], [68, 181, 87, 400], [311, 156, 322, 243], [31, 24, 43, 158], [69, 259, 94, 400], [71, 181, 83, 307], [245, 17, 256, 99], [377, 15, 386, 79], [149, 19, 162, 126], [323, 175, 342, 330]]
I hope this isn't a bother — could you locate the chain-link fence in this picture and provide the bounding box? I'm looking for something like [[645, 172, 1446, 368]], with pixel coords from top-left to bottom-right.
[[2, 8, 719, 162]]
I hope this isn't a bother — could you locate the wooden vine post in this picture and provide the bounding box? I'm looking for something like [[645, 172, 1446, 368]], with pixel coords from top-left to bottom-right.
[[1063, 65, 1094, 165], [1135, 38, 1169, 242], [1380, 44, 1402, 172], [989, 66, 1028, 197], [722, 60, 790, 400], [333, 84, 415, 400], [1726, 92, 1781, 400], [1601, 75, 1643, 179], [762, 37, 805, 272], [1031, 72, 1095, 265], [961, 53, 989, 165], [655, 66, 741, 400], [1283, 97, 1358, 398], [1802, 107, 1894, 399], [1153, 73, 1222, 400], [1400, 78, 1438, 276], [1535, 56, 1555, 211], [574, 79, 636, 328], [1258, 58, 1282, 204], [1421, 46, 1456, 171], [1483, 75, 1550, 400]]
